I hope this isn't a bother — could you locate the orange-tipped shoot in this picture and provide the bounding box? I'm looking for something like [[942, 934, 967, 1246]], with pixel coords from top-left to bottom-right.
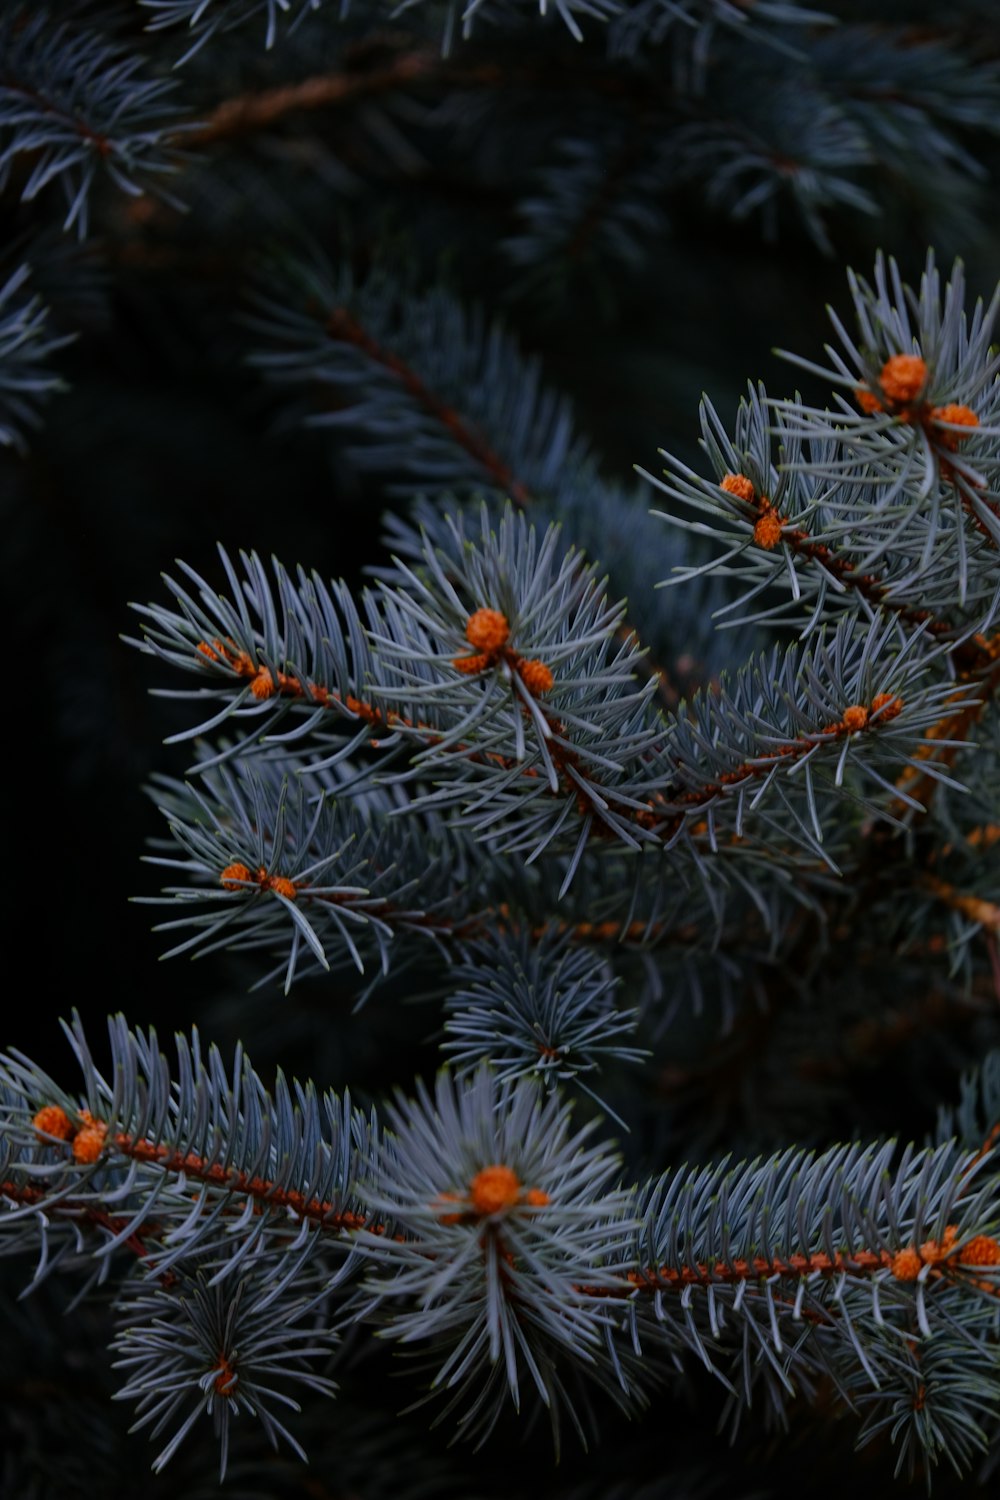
[[518, 659, 554, 695], [33, 1105, 73, 1141], [891, 1247, 923, 1281], [721, 473, 755, 503], [879, 354, 927, 405], [214, 1356, 239, 1396], [72, 1115, 108, 1164], [871, 693, 903, 722], [466, 609, 509, 653], [753, 513, 783, 550], [470, 1165, 521, 1215], [435, 1166, 550, 1221], [930, 403, 979, 451]]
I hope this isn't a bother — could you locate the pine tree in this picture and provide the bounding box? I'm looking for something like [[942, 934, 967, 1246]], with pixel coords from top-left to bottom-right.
[[5, 3, 1000, 1495]]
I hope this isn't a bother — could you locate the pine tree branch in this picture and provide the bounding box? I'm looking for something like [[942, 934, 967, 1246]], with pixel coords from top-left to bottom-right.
[[185, 49, 438, 146], [0, 12, 184, 236], [320, 304, 533, 508], [16, 1133, 994, 1306], [9, 1037, 1000, 1311], [248, 258, 686, 705], [6, 1019, 1000, 1478], [725, 481, 990, 666]]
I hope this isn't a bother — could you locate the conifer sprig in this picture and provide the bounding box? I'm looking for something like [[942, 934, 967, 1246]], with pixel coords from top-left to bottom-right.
[[774, 254, 1000, 546], [130, 499, 970, 943], [8, 0, 1000, 1491], [111, 1268, 340, 1478], [648, 256, 1000, 626], [0, 11, 184, 236], [441, 931, 646, 1115], [245, 249, 595, 512], [0, 262, 72, 451], [247, 248, 726, 704], [141, 763, 468, 992], [4, 1017, 1000, 1477]]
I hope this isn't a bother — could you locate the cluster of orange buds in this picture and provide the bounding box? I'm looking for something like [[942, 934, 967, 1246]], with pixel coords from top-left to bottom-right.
[[33, 1104, 108, 1164], [720, 474, 784, 550], [434, 1163, 551, 1224], [891, 1223, 1000, 1281], [840, 694, 903, 734], [854, 355, 980, 450], [220, 863, 298, 900], [452, 609, 554, 696], [196, 638, 314, 705]]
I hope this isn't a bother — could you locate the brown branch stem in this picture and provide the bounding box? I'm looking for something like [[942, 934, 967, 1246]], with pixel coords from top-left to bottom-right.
[[0, 72, 113, 155], [8, 1142, 997, 1308], [199, 638, 903, 849], [185, 51, 438, 147], [323, 305, 531, 507]]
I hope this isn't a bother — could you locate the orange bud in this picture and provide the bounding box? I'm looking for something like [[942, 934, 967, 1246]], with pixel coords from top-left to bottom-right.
[[250, 669, 275, 700], [469, 1165, 521, 1215], [753, 512, 783, 550], [33, 1104, 73, 1141], [518, 659, 554, 695], [930, 403, 979, 451], [214, 1356, 238, 1396], [452, 652, 490, 675], [720, 473, 755, 502], [855, 388, 883, 415], [841, 705, 868, 733], [73, 1119, 108, 1165], [879, 354, 927, 405], [221, 862, 252, 890], [891, 1247, 922, 1281], [524, 1188, 551, 1207], [871, 693, 903, 722], [958, 1235, 1000, 1266], [466, 609, 509, 653], [267, 875, 297, 900]]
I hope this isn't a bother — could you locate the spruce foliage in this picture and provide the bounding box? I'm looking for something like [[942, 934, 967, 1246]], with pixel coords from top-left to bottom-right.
[[4, 2, 1000, 1495]]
